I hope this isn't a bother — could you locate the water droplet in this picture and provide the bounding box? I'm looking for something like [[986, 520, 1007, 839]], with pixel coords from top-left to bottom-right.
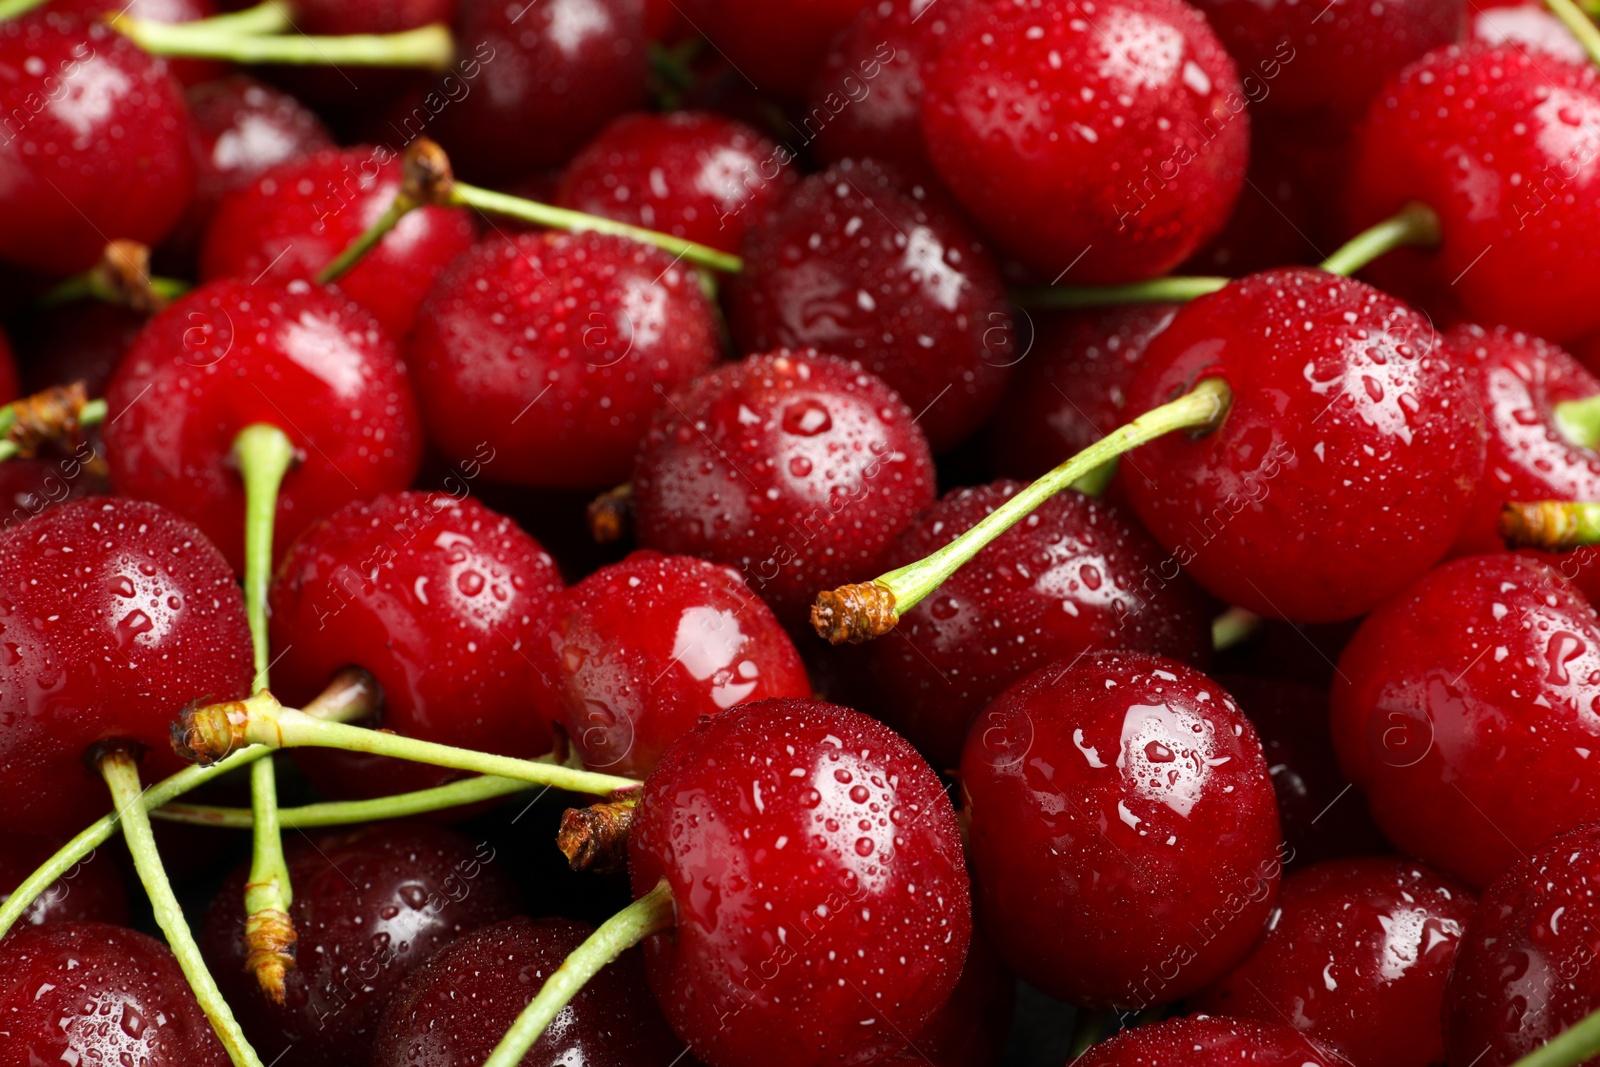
[[855, 837, 875, 857], [781, 399, 833, 437]]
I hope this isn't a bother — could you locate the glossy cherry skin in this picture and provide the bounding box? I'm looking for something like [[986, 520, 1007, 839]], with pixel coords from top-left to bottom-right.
[[269, 491, 566, 798], [875, 929, 1014, 1067], [960, 651, 1282, 1009], [631, 350, 938, 629], [0, 922, 229, 1067], [628, 697, 971, 1067], [1470, 0, 1588, 63], [1347, 45, 1600, 344], [1122, 268, 1487, 623], [537, 550, 810, 779], [855, 481, 1212, 770], [558, 111, 797, 255], [0, 450, 108, 535], [0, 14, 196, 276], [0, 499, 251, 837], [1074, 1014, 1337, 1067], [1330, 554, 1600, 888], [729, 159, 1014, 451], [201, 822, 521, 1067], [1193, 858, 1475, 1067], [200, 146, 476, 338], [1443, 823, 1600, 1067], [373, 916, 684, 1067], [920, 0, 1249, 283], [409, 231, 721, 491], [685, 0, 872, 99], [0, 832, 128, 934], [102, 279, 424, 574]]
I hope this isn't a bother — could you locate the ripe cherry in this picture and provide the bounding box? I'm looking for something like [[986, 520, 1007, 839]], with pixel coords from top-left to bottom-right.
[[52, 0, 222, 86], [102, 278, 424, 574], [1122, 268, 1487, 623], [920, 0, 1249, 282], [729, 159, 1015, 451], [0, 921, 229, 1067], [1073, 1014, 1336, 1067], [875, 929, 1014, 1067], [628, 696, 971, 1067], [1193, 857, 1476, 1067], [409, 231, 721, 491], [0, 832, 128, 934], [960, 651, 1282, 1009], [0, 498, 251, 838], [686, 0, 873, 99], [631, 349, 938, 629], [1330, 554, 1600, 887]]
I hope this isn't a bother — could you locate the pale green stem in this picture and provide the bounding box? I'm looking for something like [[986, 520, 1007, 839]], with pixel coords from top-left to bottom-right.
[[316, 196, 416, 284], [1211, 607, 1261, 651], [110, 14, 455, 69], [1510, 1005, 1600, 1067], [1545, 0, 1600, 67], [154, 773, 538, 828], [1554, 395, 1600, 451], [1011, 276, 1226, 309], [1319, 202, 1440, 277]]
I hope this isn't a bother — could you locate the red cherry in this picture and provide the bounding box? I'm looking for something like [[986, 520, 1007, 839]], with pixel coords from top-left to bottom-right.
[[0, 498, 251, 838], [920, 0, 1249, 282], [0, 327, 18, 405], [0, 452, 108, 533], [0, 922, 229, 1067], [1122, 268, 1487, 623], [959, 651, 1282, 1009], [409, 232, 719, 491], [269, 491, 566, 799], [200, 822, 521, 1067], [1072, 1014, 1337, 1067], [0, 14, 196, 276], [0, 832, 128, 934], [1193, 857, 1476, 1067], [1469, 0, 1588, 62], [1346, 44, 1600, 343], [874, 929, 1014, 1067], [557, 111, 798, 255], [52, 0, 223, 86], [631, 349, 938, 628], [628, 697, 971, 1067], [1330, 554, 1600, 887], [102, 278, 424, 574], [1180, 141, 1323, 276], [538, 550, 811, 779], [373, 915, 684, 1067], [292, 0, 454, 34], [685, 0, 873, 99], [729, 159, 1014, 451]]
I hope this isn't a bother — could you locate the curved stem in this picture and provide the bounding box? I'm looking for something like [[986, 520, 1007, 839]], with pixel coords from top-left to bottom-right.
[[1211, 606, 1261, 652], [317, 196, 415, 283], [177, 0, 295, 35], [235, 425, 294, 689], [110, 14, 455, 69], [0, 0, 48, 19], [1011, 276, 1227, 309], [1500, 501, 1600, 550], [100, 749, 265, 1067], [153, 773, 539, 828], [1319, 202, 1441, 277], [1545, 0, 1600, 67], [1511, 1005, 1600, 1067], [1554, 395, 1600, 450], [482, 879, 677, 1067]]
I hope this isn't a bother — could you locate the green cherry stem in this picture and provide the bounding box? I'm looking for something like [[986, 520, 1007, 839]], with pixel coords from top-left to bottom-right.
[[99, 747, 266, 1067], [0, 0, 47, 19], [1511, 1004, 1600, 1067], [1499, 501, 1600, 551], [110, 12, 455, 69], [173, 0, 295, 35], [811, 377, 1233, 644], [482, 879, 677, 1067], [1211, 606, 1261, 652], [153, 772, 540, 829], [1554, 394, 1600, 450], [1317, 201, 1440, 277], [1544, 0, 1600, 67]]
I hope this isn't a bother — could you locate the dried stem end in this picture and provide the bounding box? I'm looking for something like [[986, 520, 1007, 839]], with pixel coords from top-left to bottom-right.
[[402, 137, 455, 207], [95, 239, 166, 314], [586, 484, 633, 544], [171, 698, 252, 765], [1500, 501, 1595, 552], [243, 905, 297, 1004], [811, 582, 899, 645], [557, 797, 637, 873], [6, 382, 90, 459]]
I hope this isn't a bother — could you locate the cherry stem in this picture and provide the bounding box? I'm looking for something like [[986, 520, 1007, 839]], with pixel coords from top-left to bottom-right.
[[1499, 501, 1600, 551], [482, 878, 677, 1067], [587, 483, 634, 543], [109, 12, 455, 70], [0, 383, 106, 463], [153, 771, 541, 829], [176, 0, 295, 35], [315, 138, 453, 284], [556, 796, 637, 873], [175, 689, 641, 796], [1513, 1004, 1600, 1067], [1012, 275, 1227, 309], [39, 240, 189, 313], [1318, 202, 1440, 277], [1211, 606, 1261, 651], [811, 377, 1232, 643], [99, 747, 266, 1067], [1544, 0, 1600, 67], [1554, 395, 1600, 450], [0, 0, 48, 18]]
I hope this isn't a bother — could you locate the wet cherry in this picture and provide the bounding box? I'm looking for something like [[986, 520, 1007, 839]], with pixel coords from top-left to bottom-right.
[[686, 0, 873, 99], [53, 0, 222, 86], [1469, 0, 1587, 62], [1073, 1014, 1336, 1067], [874, 929, 1014, 1067], [0, 832, 128, 934]]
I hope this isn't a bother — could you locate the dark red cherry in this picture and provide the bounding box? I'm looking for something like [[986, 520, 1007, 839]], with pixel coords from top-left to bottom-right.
[[853, 481, 1213, 770], [200, 145, 476, 338], [1073, 1014, 1337, 1067], [628, 697, 971, 1067], [0, 498, 251, 838], [16, 302, 142, 397], [960, 651, 1282, 1009], [269, 491, 566, 799], [0, 14, 196, 276], [0, 922, 229, 1067], [0, 327, 17, 406], [373, 915, 683, 1067], [0, 832, 128, 934], [537, 550, 811, 779], [293, 0, 454, 34], [1193, 858, 1475, 1067], [53, 0, 222, 86], [631, 349, 938, 629], [874, 929, 1014, 1067], [1470, 0, 1588, 62], [686, 0, 873, 99], [0, 452, 108, 532], [1180, 138, 1323, 277], [102, 279, 424, 574], [1347, 45, 1600, 344], [920, 0, 1249, 283], [1330, 554, 1600, 888], [558, 111, 797, 255], [201, 822, 521, 1067], [1122, 268, 1487, 623], [729, 159, 1014, 450]]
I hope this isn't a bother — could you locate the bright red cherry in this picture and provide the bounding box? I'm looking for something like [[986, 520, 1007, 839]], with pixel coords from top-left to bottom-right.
[[557, 111, 797, 255], [960, 651, 1282, 1009], [631, 349, 938, 629], [1122, 268, 1487, 623], [0, 498, 251, 838], [102, 278, 424, 574], [0, 14, 196, 276], [1330, 554, 1600, 888], [729, 159, 1014, 450], [686, 0, 873, 99], [0, 832, 128, 934], [1193, 858, 1476, 1067], [0, 922, 229, 1067], [1073, 1014, 1337, 1067], [920, 0, 1249, 282], [409, 231, 721, 491], [1347, 44, 1600, 344], [628, 697, 971, 1067], [1470, 0, 1587, 63]]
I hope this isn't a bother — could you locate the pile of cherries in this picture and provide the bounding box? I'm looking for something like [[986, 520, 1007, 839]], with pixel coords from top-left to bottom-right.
[[6, 0, 1600, 1066]]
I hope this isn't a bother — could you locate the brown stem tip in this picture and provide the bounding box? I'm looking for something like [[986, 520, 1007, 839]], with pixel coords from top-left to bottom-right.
[[811, 582, 899, 645], [402, 137, 455, 207], [170, 698, 251, 765], [244, 906, 297, 1004], [557, 798, 636, 874], [1500, 501, 1587, 552], [586, 484, 633, 544], [6, 382, 90, 459], [95, 239, 166, 315]]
